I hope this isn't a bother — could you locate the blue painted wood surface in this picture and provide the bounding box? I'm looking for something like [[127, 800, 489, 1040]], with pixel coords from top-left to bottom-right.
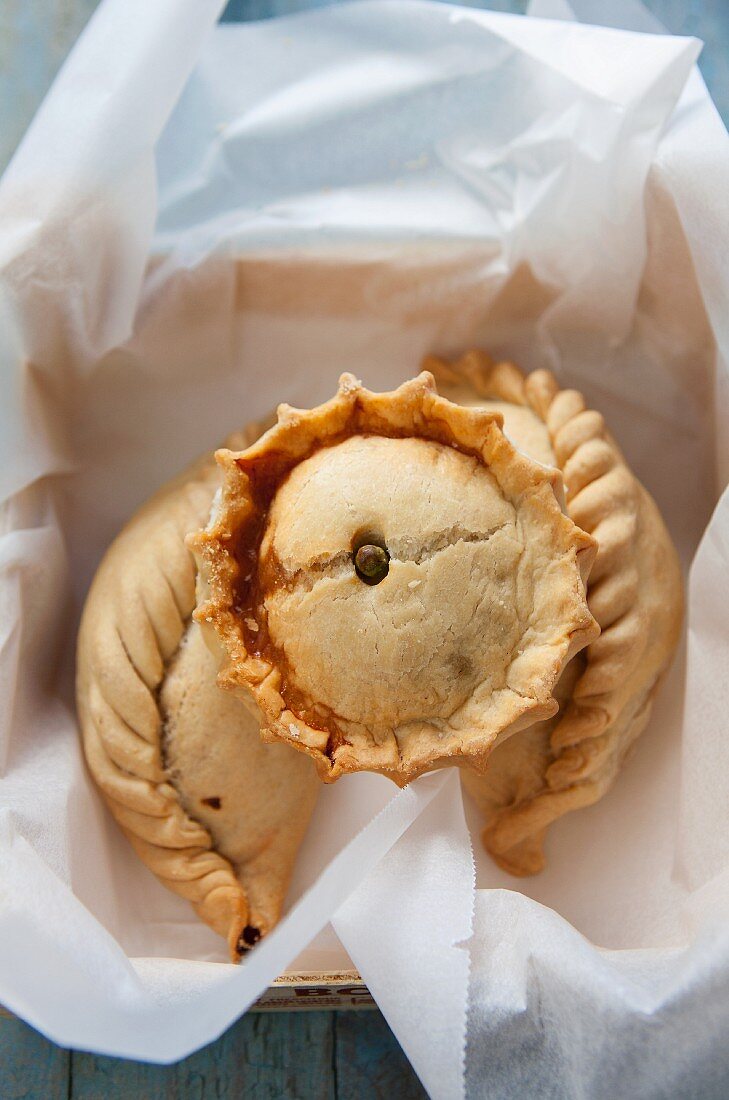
[[0, 1, 728, 1097]]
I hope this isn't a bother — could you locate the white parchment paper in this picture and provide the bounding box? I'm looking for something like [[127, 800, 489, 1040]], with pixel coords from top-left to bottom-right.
[[1, 1, 728, 1096]]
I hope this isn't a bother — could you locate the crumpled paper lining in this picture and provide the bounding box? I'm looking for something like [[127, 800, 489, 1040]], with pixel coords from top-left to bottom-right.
[[0, 0, 728, 1096]]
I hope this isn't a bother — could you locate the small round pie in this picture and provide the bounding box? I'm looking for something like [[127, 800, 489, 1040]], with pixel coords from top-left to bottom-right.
[[191, 373, 599, 784], [426, 350, 684, 874]]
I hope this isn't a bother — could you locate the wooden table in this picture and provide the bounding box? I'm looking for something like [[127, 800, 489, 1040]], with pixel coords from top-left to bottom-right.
[[0, 2, 727, 1096], [0, 1006, 427, 1098]]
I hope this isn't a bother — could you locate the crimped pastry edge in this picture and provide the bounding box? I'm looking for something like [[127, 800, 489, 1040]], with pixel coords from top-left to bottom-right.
[[426, 349, 684, 873], [76, 421, 272, 962]]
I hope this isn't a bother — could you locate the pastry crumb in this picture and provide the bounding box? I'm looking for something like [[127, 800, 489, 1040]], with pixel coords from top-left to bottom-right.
[[244, 617, 259, 632], [288, 723, 300, 740]]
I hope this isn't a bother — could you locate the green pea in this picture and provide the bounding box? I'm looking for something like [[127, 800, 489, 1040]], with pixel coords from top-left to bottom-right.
[[354, 543, 390, 585]]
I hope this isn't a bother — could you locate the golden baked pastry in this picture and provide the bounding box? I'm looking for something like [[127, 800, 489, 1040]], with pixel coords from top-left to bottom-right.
[[191, 373, 599, 785], [76, 425, 320, 962], [426, 350, 683, 875]]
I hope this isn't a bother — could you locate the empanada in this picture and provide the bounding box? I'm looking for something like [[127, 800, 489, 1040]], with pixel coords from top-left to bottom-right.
[[76, 426, 319, 961], [426, 350, 684, 874], [191, 372, 599, 785]]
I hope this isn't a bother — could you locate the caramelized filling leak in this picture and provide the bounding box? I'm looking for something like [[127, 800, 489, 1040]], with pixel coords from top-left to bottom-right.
[[236, 925, 261, 955]]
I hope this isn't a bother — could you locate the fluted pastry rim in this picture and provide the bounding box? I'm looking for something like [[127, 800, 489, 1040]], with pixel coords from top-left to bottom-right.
[[190, 372, 599, 785]]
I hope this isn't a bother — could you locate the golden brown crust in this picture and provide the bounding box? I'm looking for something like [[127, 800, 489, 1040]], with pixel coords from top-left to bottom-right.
[[428, 350, 684, 873], [161, 621, 319, 947], [190, 372, 599, 785], [76, 455, 250, 955], [75, 415, 318, 962]]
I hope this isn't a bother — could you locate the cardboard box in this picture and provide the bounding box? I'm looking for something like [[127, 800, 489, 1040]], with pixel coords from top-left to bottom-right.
[[252, 971, 374, 1011]]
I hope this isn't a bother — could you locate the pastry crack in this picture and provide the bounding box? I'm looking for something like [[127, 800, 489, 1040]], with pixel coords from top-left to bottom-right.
[[264, 521, 511, 596]]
